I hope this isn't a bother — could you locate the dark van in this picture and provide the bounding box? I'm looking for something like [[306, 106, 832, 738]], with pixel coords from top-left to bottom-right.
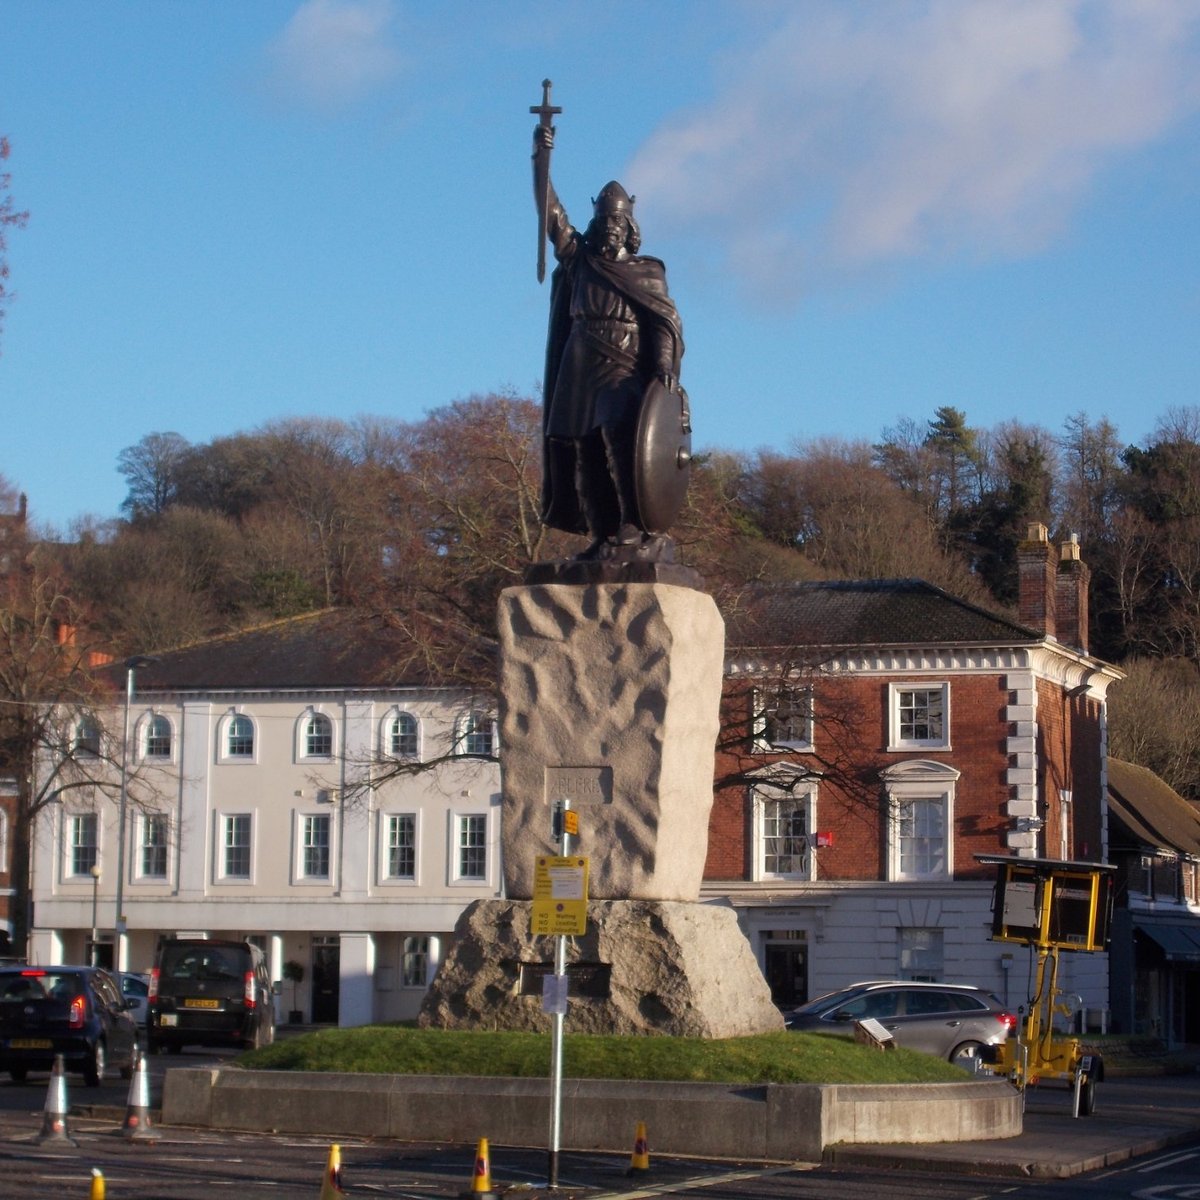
[[146, 939, 275, 1053]]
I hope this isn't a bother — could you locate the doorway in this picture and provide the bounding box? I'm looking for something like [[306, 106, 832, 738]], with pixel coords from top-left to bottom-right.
[[764, 931, 808, 1008], [311, 935, 340, 1024]]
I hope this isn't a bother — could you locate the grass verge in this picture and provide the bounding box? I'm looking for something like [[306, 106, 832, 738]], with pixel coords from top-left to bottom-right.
[[239, 1027, 973, 1085]]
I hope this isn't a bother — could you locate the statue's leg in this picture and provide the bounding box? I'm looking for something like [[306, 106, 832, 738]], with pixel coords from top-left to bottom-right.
[[601, 417, 642, 543], [575, 433, 618, 554]]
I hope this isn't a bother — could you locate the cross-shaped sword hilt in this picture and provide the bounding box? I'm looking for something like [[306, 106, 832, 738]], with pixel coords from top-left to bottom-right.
[[530, 78, 561, 127]]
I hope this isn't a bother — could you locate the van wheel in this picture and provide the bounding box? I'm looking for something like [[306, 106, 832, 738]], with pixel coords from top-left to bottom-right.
[[244, 1024, 263, 1052], [8, 1068, 27, 1083], [84, 1040, 106, 1087]]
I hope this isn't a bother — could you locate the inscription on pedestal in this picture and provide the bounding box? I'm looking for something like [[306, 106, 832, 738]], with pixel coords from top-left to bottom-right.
[[544, 765, 613, 805]]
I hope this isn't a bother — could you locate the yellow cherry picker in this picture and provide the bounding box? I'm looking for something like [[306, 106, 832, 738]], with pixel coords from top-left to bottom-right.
[[977, 855, 1116, 1117]]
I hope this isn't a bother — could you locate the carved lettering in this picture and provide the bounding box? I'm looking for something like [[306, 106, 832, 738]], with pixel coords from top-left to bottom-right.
[[544, 766, 613, 805]]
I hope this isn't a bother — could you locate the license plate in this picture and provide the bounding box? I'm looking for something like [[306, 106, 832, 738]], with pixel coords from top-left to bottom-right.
[[9, 1038, 53, 1049], [160, 1014, 178, 1026], [183, 998, 220, 1009]]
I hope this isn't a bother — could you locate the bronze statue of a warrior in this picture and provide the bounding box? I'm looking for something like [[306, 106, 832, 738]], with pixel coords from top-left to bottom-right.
[[531, 84, 691, 561]]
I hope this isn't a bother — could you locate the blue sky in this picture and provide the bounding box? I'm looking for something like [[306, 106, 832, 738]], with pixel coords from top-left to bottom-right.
[[2, 1, 1199, 534]]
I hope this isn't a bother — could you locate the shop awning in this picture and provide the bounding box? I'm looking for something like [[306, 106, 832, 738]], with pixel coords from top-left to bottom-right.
[[1137, 922, 1200, 963]]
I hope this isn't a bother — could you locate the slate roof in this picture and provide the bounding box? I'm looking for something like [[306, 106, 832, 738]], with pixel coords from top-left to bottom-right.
[[1107, 757, 1200, 858], [108, 608, 480, 693], [724, 579, 1042, 652]]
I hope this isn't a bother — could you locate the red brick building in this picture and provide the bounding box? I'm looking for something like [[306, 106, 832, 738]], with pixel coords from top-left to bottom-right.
[[704, 524, 1121, 1017]]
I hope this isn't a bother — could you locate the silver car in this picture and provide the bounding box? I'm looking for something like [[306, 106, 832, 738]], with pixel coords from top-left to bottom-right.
[[786, 980, 1016, 1067]]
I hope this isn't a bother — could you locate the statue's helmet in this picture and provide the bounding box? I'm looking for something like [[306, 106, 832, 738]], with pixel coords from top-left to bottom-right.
[[592, 181, 635, 218]]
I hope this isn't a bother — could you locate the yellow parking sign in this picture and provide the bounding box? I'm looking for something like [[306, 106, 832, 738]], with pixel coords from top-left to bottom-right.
[[531, 856, 589, 936]]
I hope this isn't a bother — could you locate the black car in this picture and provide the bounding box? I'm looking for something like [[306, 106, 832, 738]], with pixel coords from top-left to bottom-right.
[[0, 965, 140, 1086], [147, 939, 275, 1053]]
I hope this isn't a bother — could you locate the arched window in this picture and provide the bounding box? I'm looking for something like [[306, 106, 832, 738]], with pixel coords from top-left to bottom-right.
[[144, 714, 172, 759], [388, 711, 419, 759], [457, 710, 495, 757], [304, 712, 333, 758], [74, 715, 101, 758], [226, 714, 254, 758]]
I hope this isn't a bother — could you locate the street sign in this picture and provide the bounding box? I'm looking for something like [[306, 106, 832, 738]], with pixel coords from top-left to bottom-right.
[[531, 856, 589, 936], [562, 809, 579, 837]]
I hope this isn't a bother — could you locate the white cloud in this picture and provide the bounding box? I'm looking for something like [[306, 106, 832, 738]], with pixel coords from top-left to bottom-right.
[[628, 0, 1200, 300], [264, 0, 403, 111]]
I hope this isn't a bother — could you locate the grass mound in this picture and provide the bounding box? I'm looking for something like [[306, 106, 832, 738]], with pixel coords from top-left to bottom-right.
[[240, 1026, 972, 1085]]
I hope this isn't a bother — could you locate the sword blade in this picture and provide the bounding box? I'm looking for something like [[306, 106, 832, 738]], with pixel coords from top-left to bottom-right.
[[533, 149, 550, 283]]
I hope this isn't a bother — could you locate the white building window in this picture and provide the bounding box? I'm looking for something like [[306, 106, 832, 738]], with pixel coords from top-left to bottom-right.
[[383, 813, 417, 882], [67, 812, 98, 877], [137, 812, 169, 880], [0, 808, 7, 873], [453, 812, 488, 882], [753, 685, 814, 752], [143, 713, 173, 760], [219, 712, 256, 762], [299, 711, 334, 760], [456, 711, 496, 757], [752, 770, 817, 881], [888, 683, 950, 750], [218, 812, 253, 880], [899, 928, 944, 981], [298, 813, 332, 881], [883, 759, 959, 881], [74, 715, 102, 758], [386, 711, 420, 760], [402, 936, 430, 987]]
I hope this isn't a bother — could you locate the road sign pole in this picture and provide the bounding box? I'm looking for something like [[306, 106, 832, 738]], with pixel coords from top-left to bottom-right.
[[548, 799, 571, 1189]]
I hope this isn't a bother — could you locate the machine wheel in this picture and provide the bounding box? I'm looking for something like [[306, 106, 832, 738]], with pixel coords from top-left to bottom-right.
[[1079, 1073, 1097, 1116], [949, 1040, 985, 1070], [84, 1040, 106, 1087]]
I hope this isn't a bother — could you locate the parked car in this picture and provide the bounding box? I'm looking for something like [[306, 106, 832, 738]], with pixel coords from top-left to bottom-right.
[[147, 939, 275, 1053], [0, 965, 140, 1085], [786, 980, 1016, 1067], [117, 971, 151, 1028]]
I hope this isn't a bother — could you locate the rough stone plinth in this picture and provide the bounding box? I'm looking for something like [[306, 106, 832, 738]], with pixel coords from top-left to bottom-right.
[[498, 582, 724, 902], [419, 898, 784, 1037]]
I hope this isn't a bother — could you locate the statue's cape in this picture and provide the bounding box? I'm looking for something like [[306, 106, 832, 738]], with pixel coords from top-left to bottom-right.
[[541, 240, 684, 533]]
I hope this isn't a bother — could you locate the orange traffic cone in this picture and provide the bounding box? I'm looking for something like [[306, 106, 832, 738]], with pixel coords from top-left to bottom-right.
[[35, 1054, 79, 1147], [460, 1136, 499, 1199], [121, 1049, 160, 1141], [318, 1143, 346, 1198], [626, 1120, 650, 1176], [90, 1167, 106, 1198]]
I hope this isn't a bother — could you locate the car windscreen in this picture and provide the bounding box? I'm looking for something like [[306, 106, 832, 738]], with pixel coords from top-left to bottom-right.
[[160, 946, 246, 983], [0, 971, 83, 1001]]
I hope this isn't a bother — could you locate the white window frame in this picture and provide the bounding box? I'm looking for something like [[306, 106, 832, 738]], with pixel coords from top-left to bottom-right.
[[753, 685, 815, 753], [296, 709, 335, 762], [64, 810, 99, 879], [402, 935, 430, 987], [888, 683, 951, 751], [383, 709, 421, 761], [882, 759, 959, 881], [139, 712, 174, 762], [215, 811, 255, 883], [379, 810, 419, 885], [134, 810, 171, 882], [751, 768, 818, 882], [218, 710, 257, 764], [450, 810, 491, 885], [0, 807, 7, 874], [455, 710, 497, 758], [74, 715, 102, 759], [898, 928, 945, 981], [294, 811, 334, 884]]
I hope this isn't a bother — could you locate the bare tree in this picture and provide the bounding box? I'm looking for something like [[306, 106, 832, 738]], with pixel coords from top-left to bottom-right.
[[0, 137, 29, 355]]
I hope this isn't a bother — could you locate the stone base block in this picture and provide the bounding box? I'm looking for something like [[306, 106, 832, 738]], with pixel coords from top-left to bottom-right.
[[419, 898, 784, 1038]]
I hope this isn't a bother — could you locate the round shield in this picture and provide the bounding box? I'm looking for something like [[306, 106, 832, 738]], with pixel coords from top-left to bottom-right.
[[634, 377, 692, 534]]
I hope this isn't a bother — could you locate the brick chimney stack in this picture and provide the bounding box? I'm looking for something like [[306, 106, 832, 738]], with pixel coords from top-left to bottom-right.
[[1055, 534, 1090, 654], [1017, 522, 1057, 640]]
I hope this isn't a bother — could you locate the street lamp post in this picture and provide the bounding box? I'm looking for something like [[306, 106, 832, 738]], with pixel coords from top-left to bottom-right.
[[89, 864, 101, 967], [115, 654, 158, 972]]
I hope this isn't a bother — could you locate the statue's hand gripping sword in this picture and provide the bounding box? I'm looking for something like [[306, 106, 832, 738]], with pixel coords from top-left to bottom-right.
[[530, 79, 561, 284]]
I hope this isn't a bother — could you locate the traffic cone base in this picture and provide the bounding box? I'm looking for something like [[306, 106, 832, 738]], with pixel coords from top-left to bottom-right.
[[90, 1167, 106, 1199], [626, 1120, 651, 1176], [35, 1054, 79, 1148], [460, 1136, 500, 1200]]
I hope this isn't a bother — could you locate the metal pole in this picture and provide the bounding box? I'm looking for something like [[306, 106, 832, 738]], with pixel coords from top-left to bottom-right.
[[548, 801, 571, 1189], [89, 865, 100, 967], [115, 655, 157, 973]]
